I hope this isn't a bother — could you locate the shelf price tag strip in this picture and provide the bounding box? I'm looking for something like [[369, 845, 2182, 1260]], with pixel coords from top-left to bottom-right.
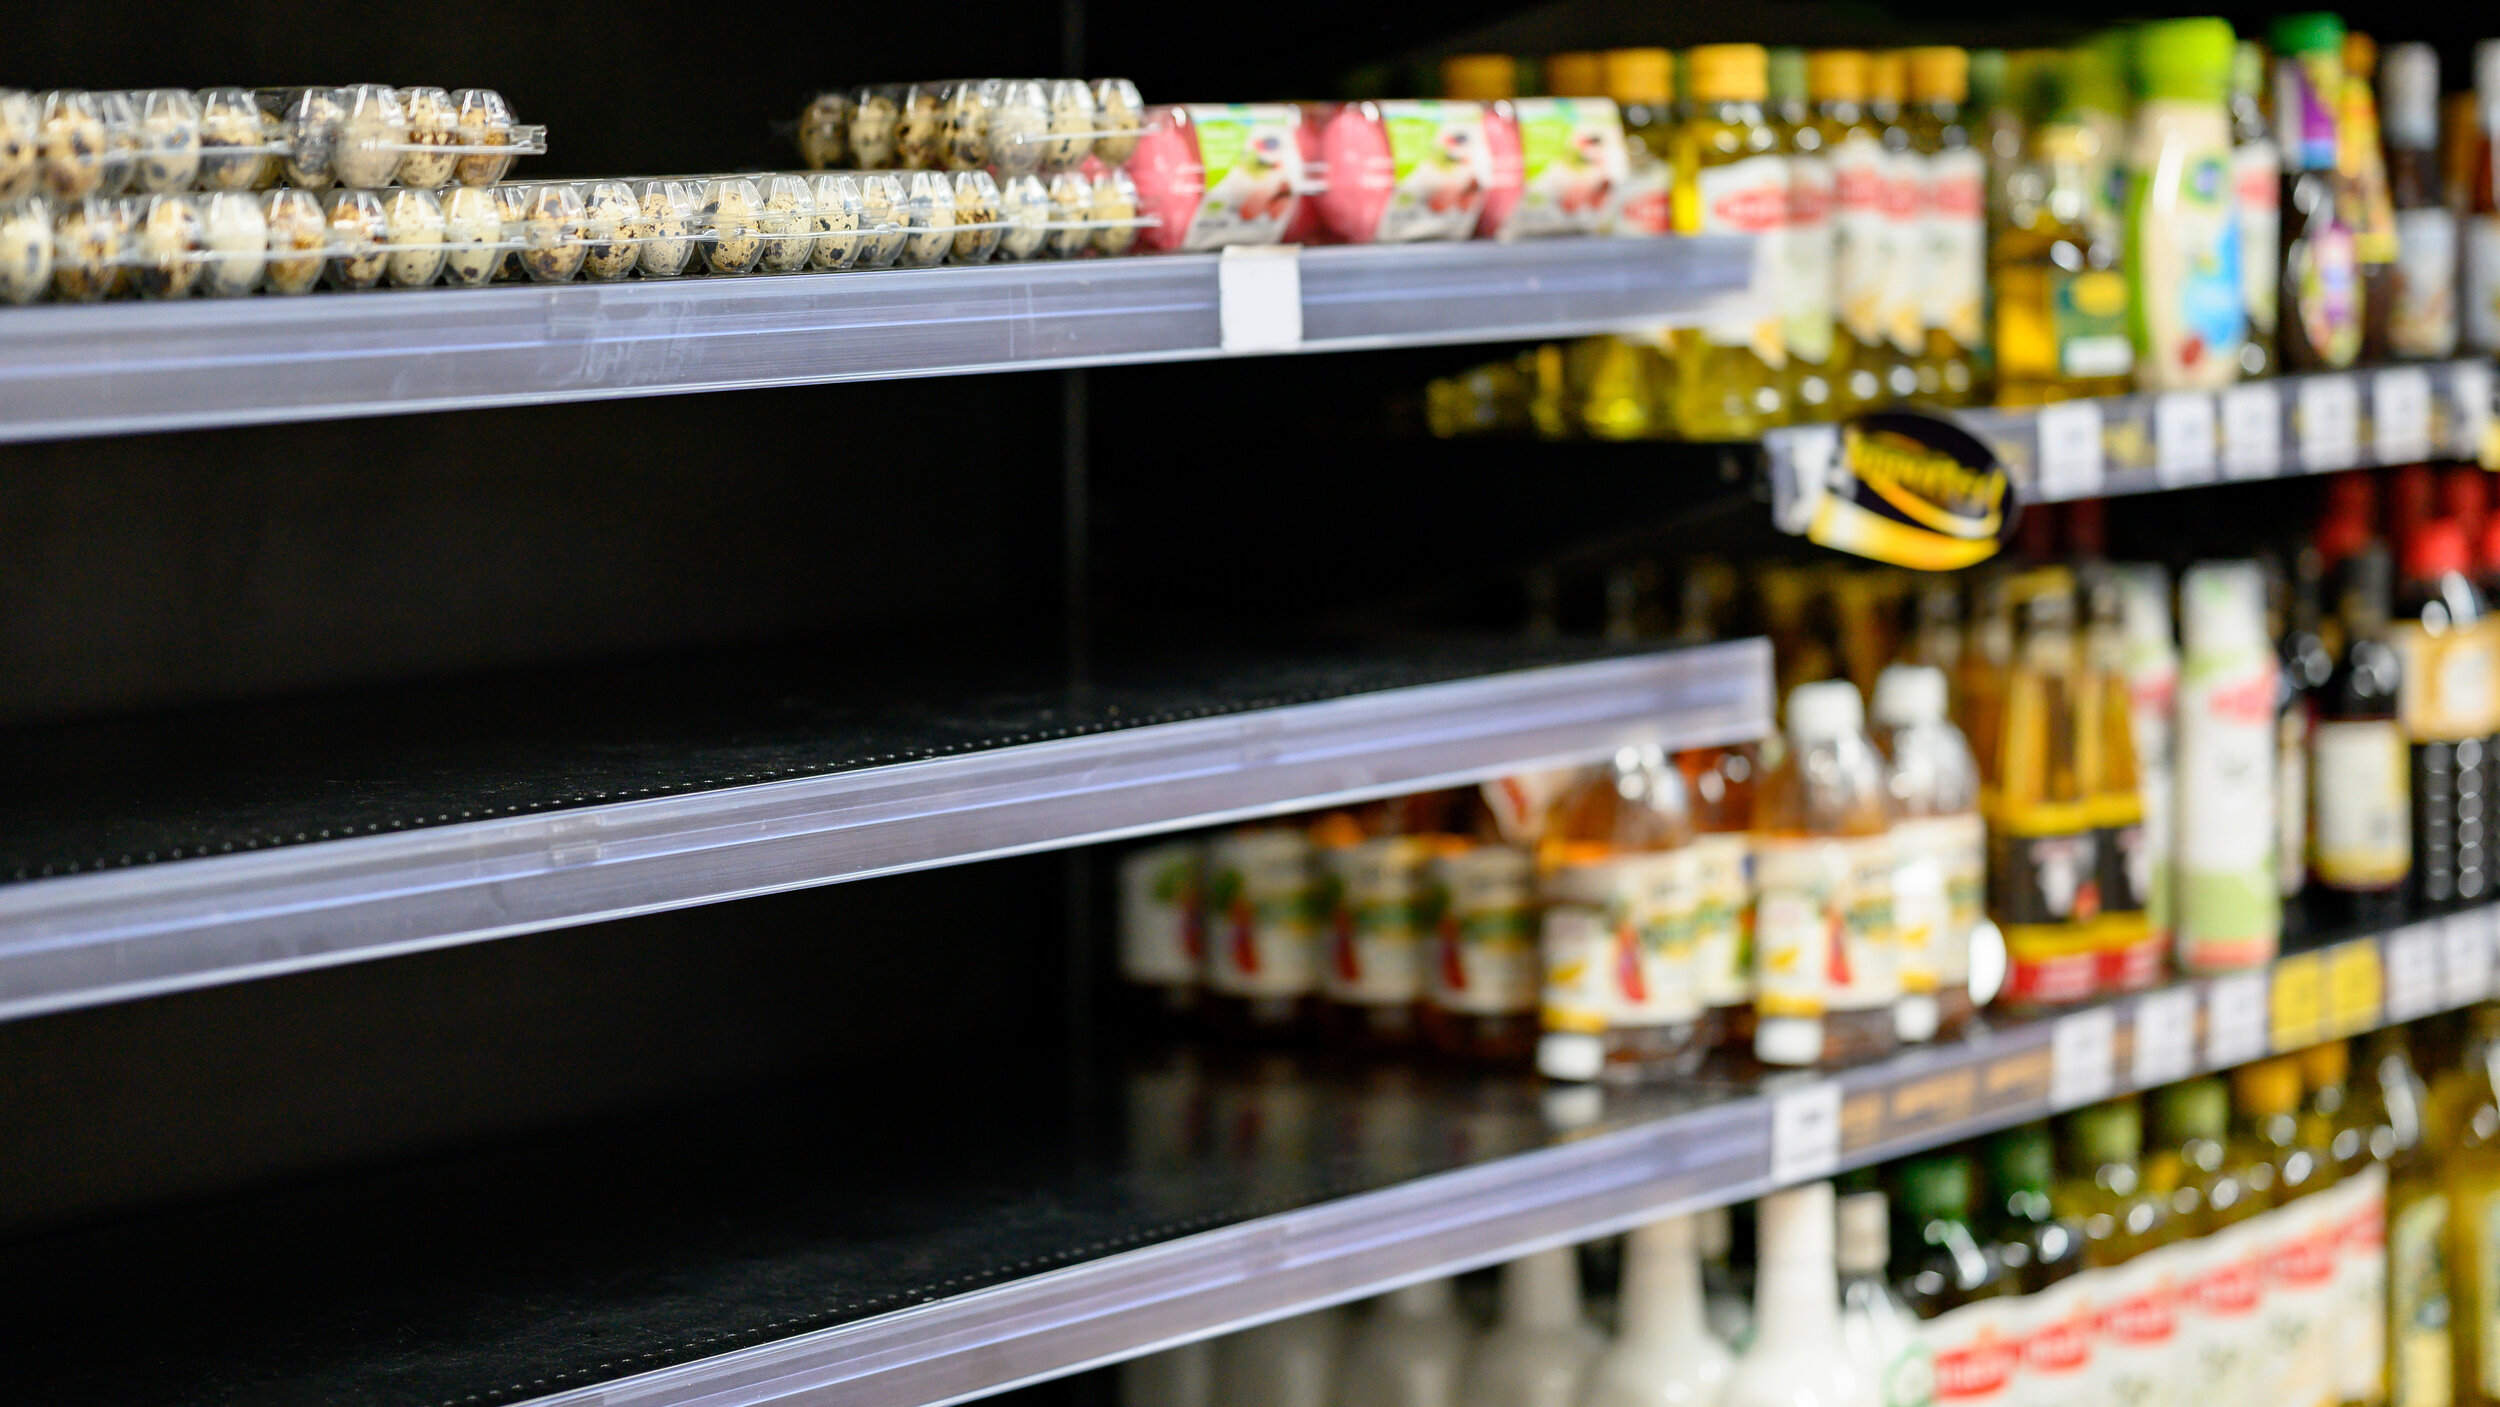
[[2131, 986, 2199, 1087], [2220, 382, 2282, 479], [2297, 374, 2361, 471], [1217, 246, 1304, 355], [2373, 367, 2434, 463], [2443, 910, 2496, 1008], [2035, 401, 2106, 501], [2386, 921, 2443, 1022], [2153, 392, 2218, 486], [1769, 1081, 1843, 1184], [2050, 1008, 2119, 1109], [2205, 970, 2269, 1067]]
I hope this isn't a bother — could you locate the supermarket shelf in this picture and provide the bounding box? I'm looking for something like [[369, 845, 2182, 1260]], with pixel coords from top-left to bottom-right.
[[0, 636, 1768, 1022], [1766, 358, 2496, 530], [0, 237, 1754, 443], [10, 904, 2492, 1407]]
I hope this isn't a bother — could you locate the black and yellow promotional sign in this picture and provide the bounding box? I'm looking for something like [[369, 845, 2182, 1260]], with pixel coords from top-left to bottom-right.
[[1791, 413, 2017, 570]]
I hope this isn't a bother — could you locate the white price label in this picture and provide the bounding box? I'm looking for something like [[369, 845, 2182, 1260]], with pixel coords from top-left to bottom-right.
[[2153, 392, 2219, 485], [1769, 1081, 1844, 1185], [2386, 923, 2443, 1022], [2452, 361, 2496, 461], [2035, 401, 2106, 501], [2298, 374, 2361, 471], [2051, 1007, 2119, 1109], [1217, 245, 1304, 354], [2131, 987, 2199, 1088], [2205, 971, 2268, 1066], [2221, 382, 2283, 478], [2374, 367, 2435, 463], [2447, 909, 2498, 1008]]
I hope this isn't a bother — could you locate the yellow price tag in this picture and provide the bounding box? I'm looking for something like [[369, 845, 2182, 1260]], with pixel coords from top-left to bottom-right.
[[2270, 953, 2326, 1052], [2326, 941, 2384, 1036]]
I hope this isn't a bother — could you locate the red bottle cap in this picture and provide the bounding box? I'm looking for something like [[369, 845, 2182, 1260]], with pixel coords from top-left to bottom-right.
[[2316, 507, 2372, 569], [2390, 464, 2436, 546], [2323, 470, 2376, 523], [2480, 513, 2500, 575], [2404, 517, 2473, 582]]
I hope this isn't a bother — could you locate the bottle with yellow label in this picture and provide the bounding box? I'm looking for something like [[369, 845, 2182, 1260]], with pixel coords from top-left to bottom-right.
[[1993, 57, 2133, 403], [1752, 679, 1899, 1068], [2079, 570, 2156, 991], [1680, 744, 1757, 1054], [1905, 47, 1983, 405], [1991, 571, 2101, 1008], [1673, 44, 1787, 437], [1811, 50, 1884, 414], [1537, 746, 1702, 1085]]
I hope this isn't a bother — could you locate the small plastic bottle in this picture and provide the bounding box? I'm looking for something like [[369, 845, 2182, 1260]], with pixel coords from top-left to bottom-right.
[[1581, 1215, 1734, 1407], [2175, 562, 2282, 973], [1873, 663, 1983, 1044], [1423, 791, 1544, 1066], [1337, 1278, 1472, 1407], [1539, 748, 1704, 1083], [1202, 826, 1322, 1040], [2126, 18, 2244, 391], [1460, 1247, 1605, 1407], [1753, 679, 1900, 1068], [1722, 1182, 1863, 1407], [1680, 746, 1759, 1054]]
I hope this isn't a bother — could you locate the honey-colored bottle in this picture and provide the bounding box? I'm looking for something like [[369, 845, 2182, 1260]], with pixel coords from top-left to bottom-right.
[[1680, 745, 1758, 1053], [1991, 571, 2101, 1009], [1752, 679, 1899, 1067], [1905, 47, 1985, 404], [1869, 52, 1924, 403], [1672, 44, 1788, 436], [1537, 748, 1703, 1084], [1994, 56, 2133, 404], [1812, 50, 1886, 414], [1773, 47, 1838, 422], [2078, 571, 2156, 992], [1419, 790, 1541, 1066]]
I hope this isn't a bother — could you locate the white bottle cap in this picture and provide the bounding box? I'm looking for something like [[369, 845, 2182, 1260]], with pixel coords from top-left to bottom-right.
[[2479, 40, 2500, 107], [1756, 1014, 1824, 1066], [1894, 991, 1940, 1043], [1538, 1031, 1605, 1082], [1501, 1246, 1584, 1329], [2384, 43, 2441, 148], [1871, 663, 1947, 727], [1787, 679, 1865, 741], [1757, 1180, 1837, 1267], [1835, 1190, 1890, 1273], [2180, 561, 2268, 653]]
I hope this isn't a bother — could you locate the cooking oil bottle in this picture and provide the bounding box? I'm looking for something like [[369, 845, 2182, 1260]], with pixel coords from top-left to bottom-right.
[[1959, 573, 2016, 812], [2235, 1057, 2339, 1407], [1991, 570, 2101, 1008], [1774, 47, 1837, 421], [1812, 50, 1884, 414], [2302, 1041, 2390, 1407], [2368, 1025, 2451, 1407], [2078, 571, 2156, 991], [2434, 1004, 2500, 1404], [2150, 1077, 2270, 1407], [2054, 1098, 2179, 1407], [1673, 44, 1788, 437], [1752, 679, 1899, 1067], [1993, 55, 2134, 403], [1905, 47, 1984, 404], [1537, 747, 1703, 1084], [1576, 49, 1679, 441], [1870, 51, 1924, 403]]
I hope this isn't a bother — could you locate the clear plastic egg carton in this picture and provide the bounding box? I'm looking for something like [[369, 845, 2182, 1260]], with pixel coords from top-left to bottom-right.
[[809, 78, 1141, 178], [0, 84, 546, 203]]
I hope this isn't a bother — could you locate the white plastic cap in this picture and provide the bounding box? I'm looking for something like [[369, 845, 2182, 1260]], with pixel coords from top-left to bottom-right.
[[1836, 1190, 1890, 1273], [2384, 43, 2441, 147], [1501, 1246, 1583, 1329], [2479, 40, 2500, 106], [1872, 664, 1948, 727], [1757, 1180, 1837, 1267], [2180, 561, 2269, 653], [1787, 679, 1865, 741], [1756, 1014, 1824, 1066], [1538, 1031, 1605, 1082]]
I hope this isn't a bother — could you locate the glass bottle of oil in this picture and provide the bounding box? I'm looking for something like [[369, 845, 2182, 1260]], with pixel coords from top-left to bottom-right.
[[2150, 1077, 2270, 1407], [1991, 571, 2101, 1008], [1774, 48, 1837, 422], [2303, 1041, 2391, 1407], [1537, 747, 1702, 1084], [1905, 47, 1983, 405], [1870, 52, 1924, 403], [1959, 573, 2016, 811], [2435, 1004, 2500, 1404], [1812, 50, 1884, 414], [2236, 1056, 2340, 1407], [1575, 49, 1679, 442], [2056, 1098, 2180, 1407], [1673, 44, 1788, 437], [2078, 570, 2155, 991], [2369, 1026, 2452, 1407], [1752, 679, 1898, 1067], [1994, 57, 2134, 404]]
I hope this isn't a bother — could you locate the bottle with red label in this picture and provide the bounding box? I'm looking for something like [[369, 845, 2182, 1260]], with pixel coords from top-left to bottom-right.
[[1984, 1126, 2092, 1406], [1201, 826, 1322, 1041], [2300, 1042, 2391, 1407], [1906, 47, 1984, 405], [1773, 47, 1838, 421], [1896, 1152, 2019, 1405], [2236, 1058, 2341, 1407], [1118, 838, 1204, 1031], [1990, 571, 2101, 1008], [1313, 795, 1450, 1051], [1752, 679, 1900, 1068], [1419, 790, 1542, 1066], [2149, 1077, 2270, 1407], [1605, 48, 1675, 237], [1536, 747, 1703, 1084], [2054, 1098, 2179, 1407], [1870, 51, 1926, 403], [1672, 44, 1789, 437]]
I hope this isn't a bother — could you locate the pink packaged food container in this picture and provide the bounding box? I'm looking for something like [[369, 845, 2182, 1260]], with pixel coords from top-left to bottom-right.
[[1314, 99, 1492, 244], [1278, 103, 1329, 245], [1127, 103, 1306, 253], [1475, 97, 1628, 240]]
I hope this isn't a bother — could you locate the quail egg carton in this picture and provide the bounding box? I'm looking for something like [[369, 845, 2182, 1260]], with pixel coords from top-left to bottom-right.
[[0, 86, 545, 204], [797, 78, 1143, 179]]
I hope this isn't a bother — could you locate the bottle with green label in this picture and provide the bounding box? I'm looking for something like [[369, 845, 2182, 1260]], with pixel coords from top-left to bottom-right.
[[2126, 17, 2245, 391], [2274, 12, 2365, 371], [1993, 54, 2132, 403]]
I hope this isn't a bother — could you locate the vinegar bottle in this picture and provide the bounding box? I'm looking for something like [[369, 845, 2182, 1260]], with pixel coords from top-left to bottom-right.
[[2395, 521, 2500, 911], [2079, 571, 2157, 992], [1672, 44, 1788, 436], [1422, 790, 1542, 1065], [1991, 572, 2102, 1008], [1870, 51, 1924, 403], [1873, 662, 1984, 1042], [2312, 542, 2411, 928], [1753, 679, 1900, 1068], [1537, 748, 1703, 1084], [1580, 1216, 1734, 1407], [1337, 1279, 1472, 1407], [1679, 745, 1758, 1053], [1906, 47, 1983, 404]]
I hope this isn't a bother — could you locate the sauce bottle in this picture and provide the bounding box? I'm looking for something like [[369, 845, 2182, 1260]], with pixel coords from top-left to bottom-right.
[[2233, 39, 2282, 378], [1870, 52, 1924, 403], [2054, 1099, 2180, 1407], [2383, 42, 2460, 360], [1421, 790, 1541, 1065], [2116, 566, 2180, 969], [2343, 33, 2402, 361], [1315, 797, 1443, 1050], [1537, 748, 1703, 1084], [2394, 520, 2500, 911], [1906, 47, 1983, 405], [1118, 838, 1204, 1030], [1202, 826, 1321, 1040], [2275, 13, 2367, 370], [2148, 1077, 2270, 1407], [1992, 571, 2100, 1008], [1725, 1183, 1865, 1407], [2235, 1057, 2339, 1407], [2079, 571, 2157, 992], [1581, 1216, 1735, 1407], [1753, 679, 1899, 1067], [2469, 42, 2500, 357], [1775, 47, 1838, 422], [1994, 55, 2133, 404], [1873, 662, 1984, 1042], [1815, 50, 1887, 414], [2126, 18, 2245, 391], [2313, 542, 2411, 928], [1679, 744, 1758, 1052], [1673, 44, 1788, 436], [2175, 562, 2281, 974]]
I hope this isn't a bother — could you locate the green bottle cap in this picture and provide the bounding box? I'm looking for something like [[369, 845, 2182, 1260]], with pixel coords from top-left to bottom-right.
[[1987, 1124, 2057, 1195], [2153, 1076, 2231, 1143], [2137, 18, 2237, 103], [2063, 1098, 2144, 1166], [1969, 49, 2010, 109], [1898, 1154, 1975, 1221], [1768, 47, 1809, 106], [2231, 39, 2266, 99], [2269, 12, 2345, 58], [2069, 38, 2129, 113]]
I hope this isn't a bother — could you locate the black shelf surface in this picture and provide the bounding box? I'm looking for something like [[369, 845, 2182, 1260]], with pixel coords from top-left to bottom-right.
[[0, 633, 1770, 1021], [9, 898, 2491, 1407]]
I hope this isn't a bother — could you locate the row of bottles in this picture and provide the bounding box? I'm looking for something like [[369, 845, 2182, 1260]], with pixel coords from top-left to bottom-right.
[[1124, 1019, 2500, 1407], [1423, 21, 2500, 441]]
